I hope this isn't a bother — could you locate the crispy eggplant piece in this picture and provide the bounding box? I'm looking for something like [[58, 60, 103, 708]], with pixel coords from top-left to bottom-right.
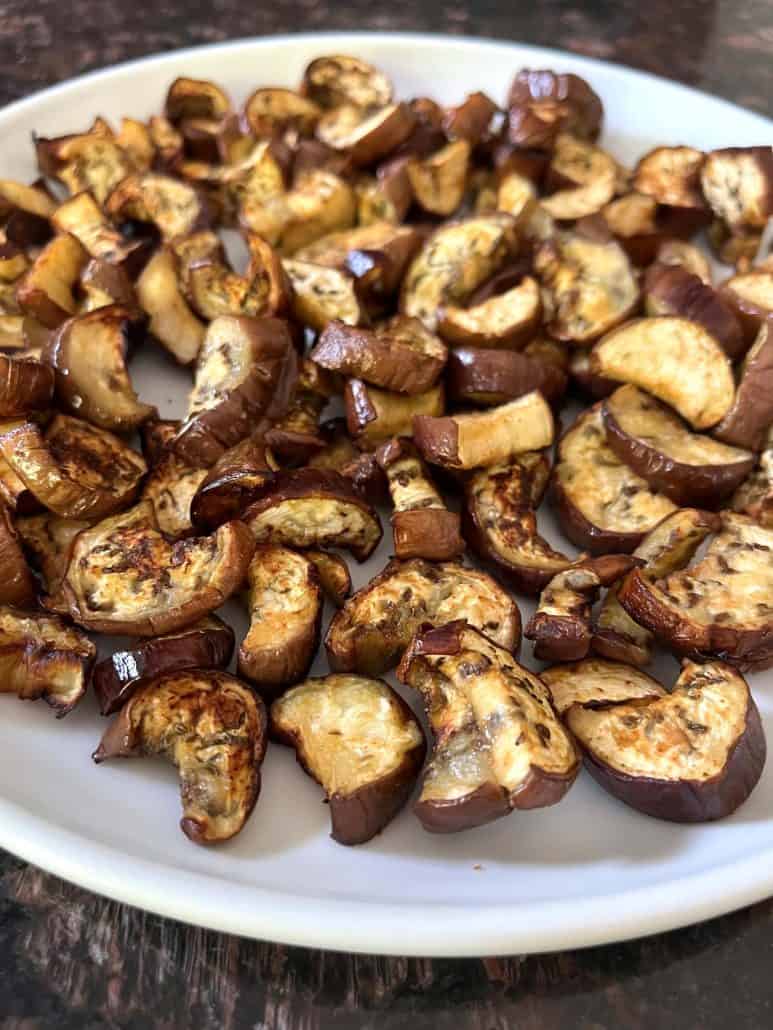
[[447, 344, 566, 408], [0, 504, 36, 606], [0, 414, 145, 519], [140, 417, 180, 465], [243, 87, 320, 139], [271, 673, 424, 845], [165, 76, 230, 124], [444, 91, 498, 144], [237, 545, 322, 696], [553, 405, 677, 554], [187, 237, 291, 321], [731, 429, 773, 527], [0, 606, 95, 715], [655, 238, 712, 283], [174, 315, 297, 466], [282, 259, 363, 332], [106, 173, 208, 242], [542, 658, 668, 716], [140, 453, 207, 538], [400, 215, 518, 331], [295, 221, 421, 305], [602, 384, 754, 506], [397, 621, 578, 832], [37, 131, 132, 205], [0, 179, 54, 246], [51, 192, 147, 273], [302, 55, 393, 111], [172, 229, 225, 290], [0, 353, 53, 415], [265, 359, 337, 464], [311, 317, 447, 394], [700, 147, 773, 230], [16, 512, 91, 594], [147, 115, 184, 171], [462, 456, 572, 595], [643, 263, 744, 360], [618, 512, 773, 670], [535, 231, 639, 344], [47, 306, 156, 432], [356, 157, 413, 226], [714, 319, 773, 449], [307, 418, 388, 504], [413, 391, 554, 470], [507, 69, 602, 147], [93, 615, 234, 716], [316, 103, 415, 166], [80, 258, 138, 314], [136, 246, 205, 366], [375, 437, 463, 561], [345, 379, 445, 450], [15, 233, 88, 329], [601, 192, 662, 265], [94, 669, 266, 843], [242, 468, 382, 561], [552, 659, 765, 823], [541, 134, 617, 220], [114, 117, 155, 171], [720, 270, 773, 343], [305, 549, 351, 607], [438, 275, 541, 349], [326, 558, 520, 675], [189, 431, 277, 530], [592, 508, 720, 666], [591, 317, 735, 430], [406, 140, 471, 217], [496, 170, 538, 229], [49, 501, 254, 635], [633, 145, 706, 210], [525, 555, 641, 662]]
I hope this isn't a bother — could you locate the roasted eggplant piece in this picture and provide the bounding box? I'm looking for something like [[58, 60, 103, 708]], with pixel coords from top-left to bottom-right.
[[397, 621, 578, 832], [447, 344, 567, 408], [0, 605, 95, 715], [731, 429, 773, 527], [525, 555, 641, 662], [552, 405, 677, 554], [356, 157, 413, 226], [135, 246, 205, 366], [592, 508, 720, 666], [15, 233, 88, 329], [94, 669, 267, 844], [16, 512, 90, 595], [174, 315, 297, 466], [413, 391, 554, 470], [271, 673, 424, 845], [311, 316, 447, 395], [47, 500, 254, 635], [569, 349, 618, 399], [0, 179, 54, 246], [400, 215, 518, 331], [590, 317, 735, 430], [263, 358, 336, 464], [242, 468, 382, 561], [601, 192, 662, 265], [720, 270, 773, 343], [542, 657, 667, 716], [345, 378, 445, 449], [189, 431, 277, 530], [187, 235, 291, 321], [438, 276, 541, 350], [36, 126, 132, 205], [237, 545, 323, 696], [375, 437, 463, 561], [535, 230, 639, 344], [541, 133, 617, 220], [546, 658, 765, 823], [654, 238, 712, 284], [79, 257, 138, 314], [316, 103, 415, 166], [462, 456, 573, 595], [165, 77, 231, 124], [93, 615, 234, 716], [47, 306, 156, 432], [282, 259, 363, 331], [601, 384, 754, 507], [700, 147, 773, 231], [507, 69, 602, 147], [242, 88, 319, 140], [140, 453, 207, 538], [307, 418, 389, 504], [0, 504, 36, 606], [325, 557, 520, 675], [305, 549, 352, 606], [51, 192, 148, 273], [0, 353, 53, 415], [302, 55, 393, 110], [0, 414, 146, 519], [406, 140, 471, 217], [633, 145, 707, 211], [105, 173, 208, 242], [618, 512, 773, 671]]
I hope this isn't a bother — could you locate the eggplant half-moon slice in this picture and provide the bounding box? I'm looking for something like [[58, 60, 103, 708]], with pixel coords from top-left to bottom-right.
[[189, 431, 277, 531], [345, 379, 445, 450], [135, 246, 206, 367]]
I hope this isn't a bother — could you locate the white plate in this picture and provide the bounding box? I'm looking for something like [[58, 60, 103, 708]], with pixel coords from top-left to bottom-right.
[[0, 32, 771, 958]]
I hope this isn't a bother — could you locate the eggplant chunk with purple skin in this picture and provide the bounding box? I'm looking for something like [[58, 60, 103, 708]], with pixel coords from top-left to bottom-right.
[[632, 145, 707, 212], [140, 452, 208, 539], [437, 276, 542, 351], [316, 103, 416, 167], [305, 550, 351, 607], [189, 431, 278, 530], [618, 512, 773, 671], [136, 246, 206, 367], [0, 353, 53, 416], [271, 674, 425, 845], [242, 468, 382, 562], [303, 54, 393, 110], [720, 270, 773, 344], [93, 615, 235, 716], [325, 557, 521, 675], [238, 545, 323, 698], [592, 508, 720, 667], [462, 455, 573, 595], [186, 235, 292, 322], [0, 414, 146, 520], [15, 233, 88, 329], [376, 437, 464, 562], [266, 359, 339, 465], [345, 379, 445, 450], [446, 344, 567, 409], [700, 147, 773, 232], [541, 133, 617, 221], [601, 385, 755, 507], [105, 172, 209, 242], [406, 140, 471, 217], [46, 500, 255, 636], [16, 512, 91, 595], [0, 605, 95, 715], [507, 68, 603, 147], [397, 621, 579, 833], [525, 555, 641, 663], [282, 259, 363, 332], [51, 192, 149, 272], [542, 658, 766, 823], [94, 670, 267, 845], [0, 178, 55, 247]]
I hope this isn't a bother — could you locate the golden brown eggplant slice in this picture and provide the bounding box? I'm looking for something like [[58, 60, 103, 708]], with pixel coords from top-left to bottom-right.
[[541, 133, 617, 220], [282, 259, 363, 331], [51, 192, 148, 272], [731, 430, 773, 528], [720, 270, 773, 343], [633, 145, 707, 210], [406, 140, 471, 216], [106, 173, 209, 241], [345, 379, 445, 450], [187, 235, 291, 321], [165, 77, 231, 124], [243, 87, 320, 139], [541, 657, 667, 716], [94, 669, 267, 844], [700, 147, 773, 230], [140, 453, 208, 539], [438, 276, 542, 349], [302, 55, 393, 110], [15, 233, 88, 329], [0, 179, 55, 246], [189, 431, 277, 530], [135, 246, 205, 366], [316, 103, 415, 166], [305, 549, 352, 607]]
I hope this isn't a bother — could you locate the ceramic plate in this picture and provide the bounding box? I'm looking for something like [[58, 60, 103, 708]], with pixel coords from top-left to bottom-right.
[[0, 32, 771, 957]]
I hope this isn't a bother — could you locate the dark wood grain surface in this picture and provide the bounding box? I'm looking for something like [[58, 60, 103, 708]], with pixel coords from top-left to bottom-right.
[[1, 2, 772, 1027]]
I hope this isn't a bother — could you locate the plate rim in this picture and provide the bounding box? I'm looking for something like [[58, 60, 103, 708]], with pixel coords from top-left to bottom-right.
[[1, 30, 771, 957]]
